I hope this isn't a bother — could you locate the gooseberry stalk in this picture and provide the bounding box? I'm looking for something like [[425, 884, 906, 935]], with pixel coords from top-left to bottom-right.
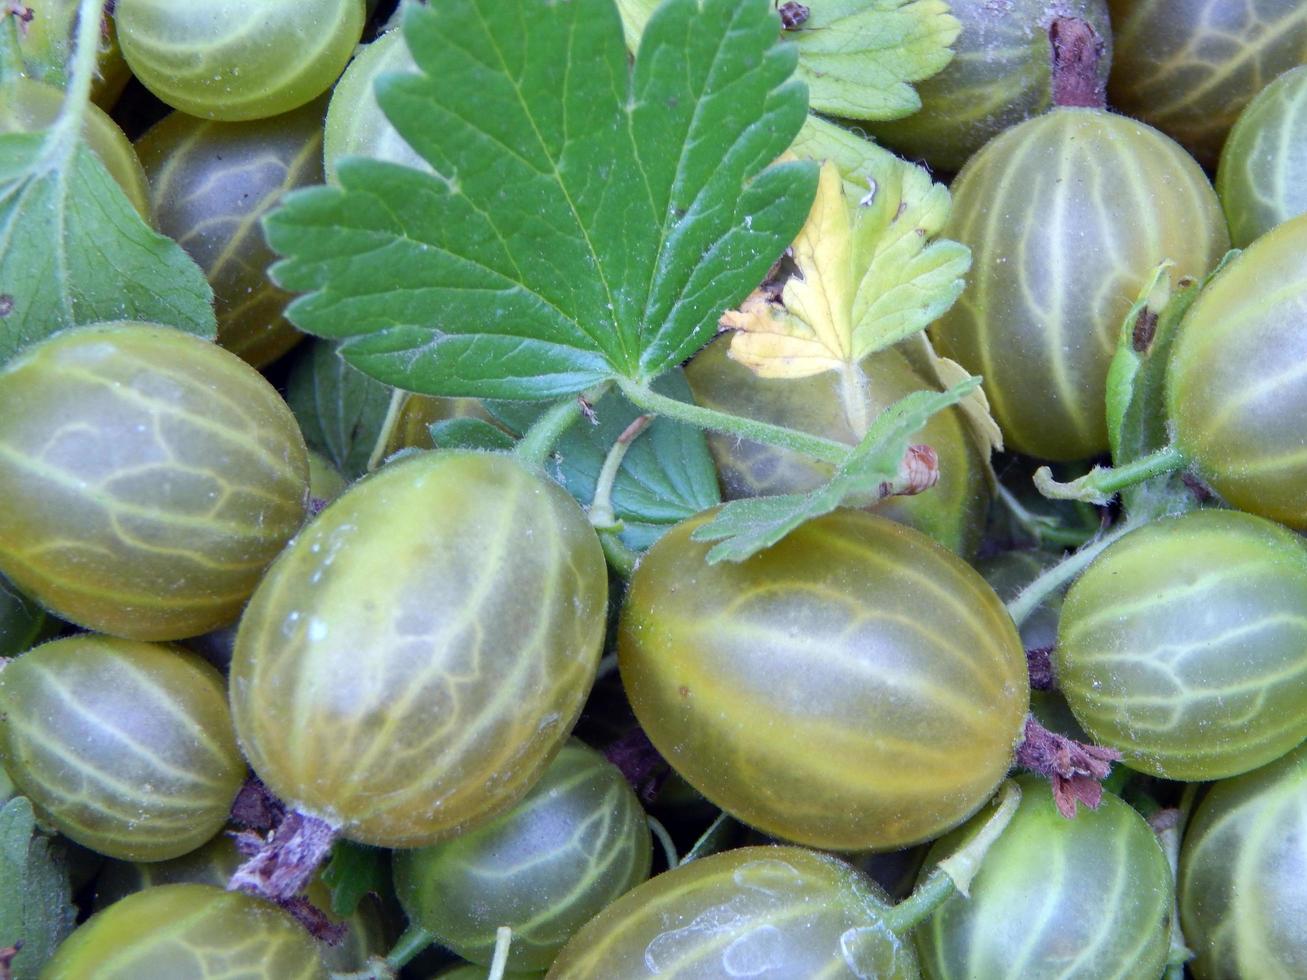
[[588, 413, 651, 578], [513, 383, 612, 470], [1005, 519, 1135, 627]]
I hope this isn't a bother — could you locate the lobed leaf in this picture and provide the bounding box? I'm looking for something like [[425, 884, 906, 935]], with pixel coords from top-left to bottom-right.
[[286, 339, 393, 479], [265, 0, 816, 400], [0, 797, 75, 979], [0, 134, 215, 365]]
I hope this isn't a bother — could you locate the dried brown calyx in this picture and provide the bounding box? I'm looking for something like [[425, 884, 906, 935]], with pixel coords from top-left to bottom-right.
[[1016, 716, 1122, 818], [1049, 17, 1107, 110]]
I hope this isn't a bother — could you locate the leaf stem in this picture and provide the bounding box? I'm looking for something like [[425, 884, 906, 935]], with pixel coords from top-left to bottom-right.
[[383, 922, 435, 971], [487, 927, 513, 980], [1033, 445, 1187, 506], [367, 389, 408, 472], [617, 377, 849, 465], [1006, 519, 1135, 627], [514, 383, 611, 470], [599, 531, 639, 579], [589, 414, 652, 530], [647, 814, 679, 870], [44, 0, 102, 162], [882, 780, 1021, 934]]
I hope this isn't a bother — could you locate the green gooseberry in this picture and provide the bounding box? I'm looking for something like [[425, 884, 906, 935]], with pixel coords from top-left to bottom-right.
[[0, 323, 309, 640], [913, 777, 1172, 979], [1056, 509, 1307, 781], [929, 108, 1228, 461], [393, 739, 652, 972], [1166, 213, 1307, 531], [42, 883, 327, 979], [1108, 0, 1307, 168], [135, 101, 327, 367], [619, 510, 1028, 852], [230, 451, 608, 848], [1217, 65, 1307, 248], [0, 635, 245, 861], [1179, 741, 1307, 978], [684, 337, 990, 558], [548, 846, 920, 978]]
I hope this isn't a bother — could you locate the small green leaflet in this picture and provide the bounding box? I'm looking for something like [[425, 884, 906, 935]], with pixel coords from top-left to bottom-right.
[[488, 373, 722, 550], [286, 340, 394, 479], [319, 839, 388, 918], [428, 417, 516, 453], [265, 0, 816, 400], [0, 797, 75, 980], [690, 377, 978, 562], [0, 133, 215, 365], [616, 0, 961, 121]]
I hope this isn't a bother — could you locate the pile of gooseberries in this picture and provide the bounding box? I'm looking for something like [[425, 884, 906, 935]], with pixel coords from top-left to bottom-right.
[[5, 0, 1307, 978]]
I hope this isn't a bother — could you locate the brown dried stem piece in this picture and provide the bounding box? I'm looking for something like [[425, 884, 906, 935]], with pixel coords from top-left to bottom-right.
[[1016, 715, 1121, 818]]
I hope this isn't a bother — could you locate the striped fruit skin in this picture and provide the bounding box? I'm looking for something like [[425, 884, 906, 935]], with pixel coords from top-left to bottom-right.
[[685, 337, 990, 558], [1179, 742, 1307, 979], [93, 834, 393, 972], [1108, 0, 1307, 168], [115, 0, 365, 121], [42, 883, 326, 979], [929, 108, 1228, 461], [619, 510, 1028, 851], [548, 845, 919, 979], [1166, 214, 1307, 530], [393, 739, 652, 972], [1217, 65, 1307, 248], [1056, 509, 1307, 781], [0, 323, 309, 641], [136, 102, 325, 368], [914, 777, 1172, 980], [867, 0, 1113, 173], [0, 635, 244, 861], [231, 451, 608, 847]]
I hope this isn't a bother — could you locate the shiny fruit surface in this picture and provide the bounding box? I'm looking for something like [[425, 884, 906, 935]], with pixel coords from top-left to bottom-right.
[[393, 740, 652, 972], [619, 510, 1028, 851], [1166, 213, 1307, 530], [114, 0, 366, 121], [0, 323, 309, 640], [685, 337, 989, 558], [548, 846, 919, 979], [42, 883, 327, 979], [1056, 509, 1307, 781], [914, 777, 1172, 980], [1179, 742, 1307, 979], [0, 635, 244, 861], [930, 108, 1228, 460], [231, 451, 608, 847]]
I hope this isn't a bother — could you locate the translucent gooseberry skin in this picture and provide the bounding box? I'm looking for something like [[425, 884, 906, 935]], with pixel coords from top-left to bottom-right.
[[1166, 214, 1307, 531], [0, 636, 244, 861], [1217, 65, 1307, 248], [0, 77, 149, 218], [135, 102, 326, 367], [324, 28, 430, 181], [1179, 742, 1307, 978], [684, 338, 990, 558], [393, 740, 653, 972], [231, 451, 608, 848], [113, 0, 366, 122], [913, 777, 1172, 980], [42, 883, 327, 979], [548, 845, 918, 979], [619, 510, 1029, 852], [1056, 509, 1307, 781], [866, 0, 1113, 173], [1107, 0, 1307, 169], [93, 834, 393, 972], [0, 323, 309, 640], [929, 108, 1228, 461]]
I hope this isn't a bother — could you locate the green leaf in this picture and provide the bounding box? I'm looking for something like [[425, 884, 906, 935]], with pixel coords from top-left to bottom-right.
[[286, 340, 394, 479], [489, 373, 721, 550], [264, 0, 816, 400], [428, 417, 516, 452], [319, 840, 388, 919], [0, 133, 215, 365], [616, 0, 961, 122], [691, 377, 978, 562], [0, 797, 75, 979]]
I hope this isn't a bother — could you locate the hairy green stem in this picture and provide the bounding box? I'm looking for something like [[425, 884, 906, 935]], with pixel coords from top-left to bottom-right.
[[383, 922, 435, 971], [618, 377, 849, 465], [1006, 519, 1136, 627], [647, 814, 679, 870], [599, 531, 638, 579], [514, 383, 611, 470], [43, 0, 102, 164], [1034, 445, 1187, 505], [996, 484, 1098, 549], [366, 388, 408, 472], [882, 780, 1021, 935], [589, 414, 652, 530], [487, 927, 513, 980]]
